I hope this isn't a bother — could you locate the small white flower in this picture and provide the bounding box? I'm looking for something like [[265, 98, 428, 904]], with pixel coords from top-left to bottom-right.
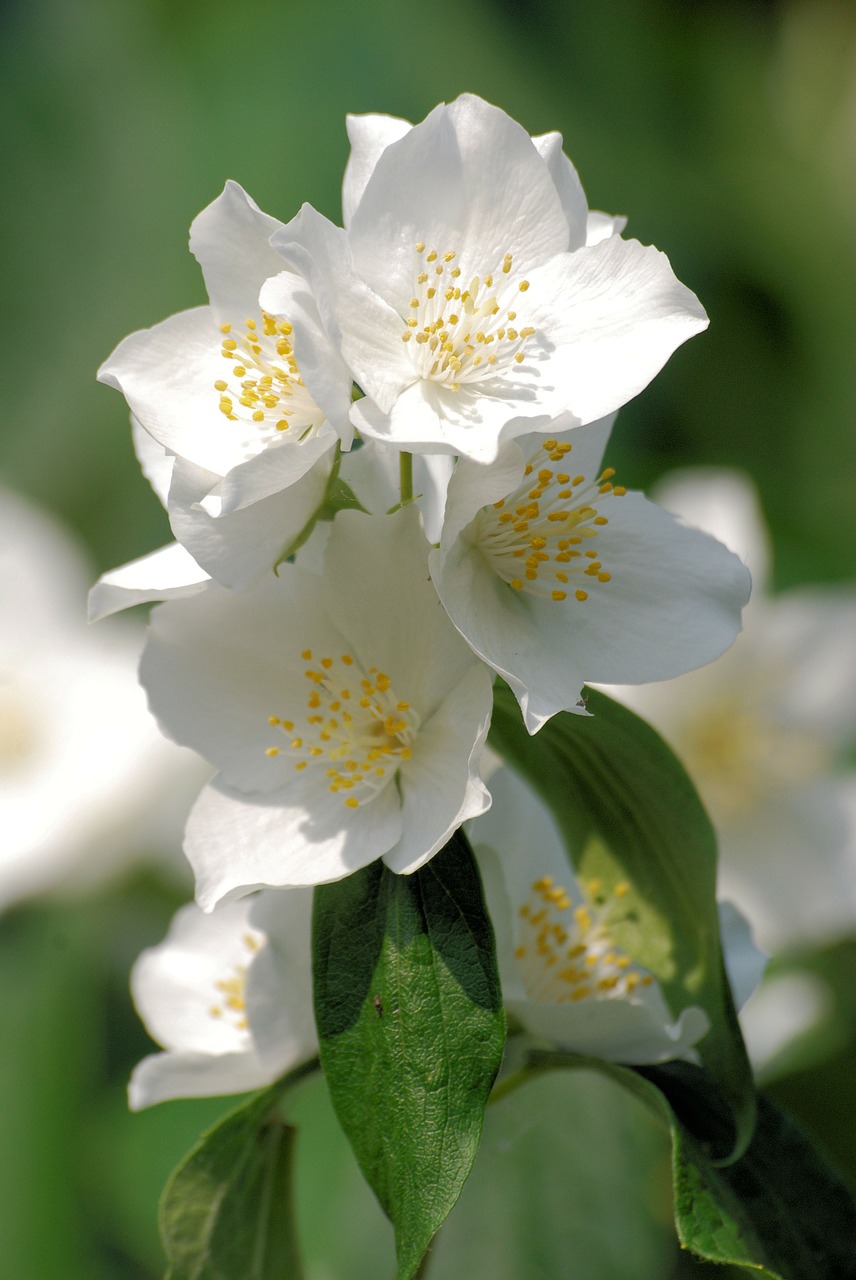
[[267, 94, 708, 465], [129, 889, 316, 1108], [469, 765, 713, 1063], [140, 508, 493, 908], [98, 182, 353, 589], [429, 416, 751, 732], [0, 486, 199, 908], [602, 469, 856, 952]]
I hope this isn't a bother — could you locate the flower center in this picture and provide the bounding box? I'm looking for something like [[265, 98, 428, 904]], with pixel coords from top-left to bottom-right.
[[208, 931, 261, 1031], [0, 681, 40, 772], [474, 438, 626, 602], [679, 687, 830, 823], [213, 312, 326, 453], [400, 244, 536, 391], [265, 650, 420, 809], [514, 874, 654, 1004]]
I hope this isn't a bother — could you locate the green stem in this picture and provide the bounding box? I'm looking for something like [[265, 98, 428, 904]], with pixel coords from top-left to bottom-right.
[[399, 451, 414, 505]]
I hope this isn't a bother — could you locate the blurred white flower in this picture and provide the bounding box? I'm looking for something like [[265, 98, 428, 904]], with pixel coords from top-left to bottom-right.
[[269, 93, 707, 464], [0, 486, 200, 908], [140, 508, 493, 908], [429, 416, 751, 732], [466, 764, 757, 1064], [601, 469, 856, 953], [129, 888, 316, 1108]]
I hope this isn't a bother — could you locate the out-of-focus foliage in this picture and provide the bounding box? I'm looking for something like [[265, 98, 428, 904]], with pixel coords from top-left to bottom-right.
[[1, 0, 855, 1276]]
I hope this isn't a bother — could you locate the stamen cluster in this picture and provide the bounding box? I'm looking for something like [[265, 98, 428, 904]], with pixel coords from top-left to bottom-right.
[[475, 438, 626, 602], [401, 244, 535, 390], [265, 651, 419, 809], [214, 312, 325, 450], [515, 874, 653, 1004]]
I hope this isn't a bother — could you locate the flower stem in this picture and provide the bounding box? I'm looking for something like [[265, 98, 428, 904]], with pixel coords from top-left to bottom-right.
[[400, 451, 414, 505]]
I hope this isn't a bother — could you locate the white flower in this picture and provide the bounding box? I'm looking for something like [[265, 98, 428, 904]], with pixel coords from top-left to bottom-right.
[[140, 508, 494, 908], [601, 469, 856, 952], [428, 416, 751, 732], [98, 182, 353, 589], [266, 94, 708, 465], [468, 764, 716, 1063], [0, 486, 199, 908], [129, 889, 316, 1108]]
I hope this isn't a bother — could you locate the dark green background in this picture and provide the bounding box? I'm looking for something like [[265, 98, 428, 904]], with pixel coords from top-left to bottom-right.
[[2, 0, 854, 1275]]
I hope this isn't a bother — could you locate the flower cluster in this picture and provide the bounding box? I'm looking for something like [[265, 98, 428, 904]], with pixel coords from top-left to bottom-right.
[[94, 95, 754, 1097]]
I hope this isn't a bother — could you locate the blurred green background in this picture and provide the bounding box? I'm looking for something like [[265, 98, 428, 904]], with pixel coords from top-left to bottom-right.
[[2, 0, 855, 1276]]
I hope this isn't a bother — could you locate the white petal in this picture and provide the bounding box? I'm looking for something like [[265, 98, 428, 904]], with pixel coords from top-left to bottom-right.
[[510, 996, 709, 1065], [585, 211, 628, 245], [186, 773, 403, 907], [129, 1048, 279, 1109], [204, 431, 335, 517], [323, 508, 479, 717], [342, 111, 413, 228], [140, 567, 340, 791], [271, 205, 412, 414], [383, 663, 494, 875], [531, 131, 589, 251], [348, 95, 569, 315], [651, 468, 770, 597], [247, 887, 318, 1067], [189, 180, 286, 323], [526, 235, 709, 425], [542, 491, 751, 685], [131, 899, 260, 1055], [98, 306, 257, 477], [718, 901, 766, 1011], [167, 454, 332, 591], [254, 267, 353, 444], [132, 414, 173, 508], [88, 543, 209, 621]]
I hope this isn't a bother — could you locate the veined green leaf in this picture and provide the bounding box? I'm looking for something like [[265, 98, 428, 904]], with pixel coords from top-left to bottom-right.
[[312, 831, 505, 1280], [160, 1061, 316, 1280], [488, 681, 754, 1159]]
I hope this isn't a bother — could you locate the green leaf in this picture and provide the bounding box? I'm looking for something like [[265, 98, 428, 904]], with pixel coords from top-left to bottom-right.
[[488, 681, 754, 1159], [510, 1052, 856, 1279], [160, 1063, 316, 1280], [312, 830, 506, 1280]]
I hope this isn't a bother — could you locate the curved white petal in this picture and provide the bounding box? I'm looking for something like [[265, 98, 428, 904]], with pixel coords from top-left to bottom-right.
[[88, 543, 209, 621], [586, 210, 628, 245], [384, 663, 494, 875], [99, 306, 256, 477], [343, 111, 413, 228], [189, 180, 286, 323], [186, 773, 403, 908], [650, 468, 770, 598], [348, 95, 569, 315], [524, 236, 708, 425], [140, 567, 340, 792], [531, 131, 589, 251], [272, 205, 411, 413], [132, 414, 174, 508], [167, 454, 332, 591], [718, 901, 766, 1011], [509, 996, 709, 1065], [323, 507, 479, 717], [129, 1048, 279, 1110]]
